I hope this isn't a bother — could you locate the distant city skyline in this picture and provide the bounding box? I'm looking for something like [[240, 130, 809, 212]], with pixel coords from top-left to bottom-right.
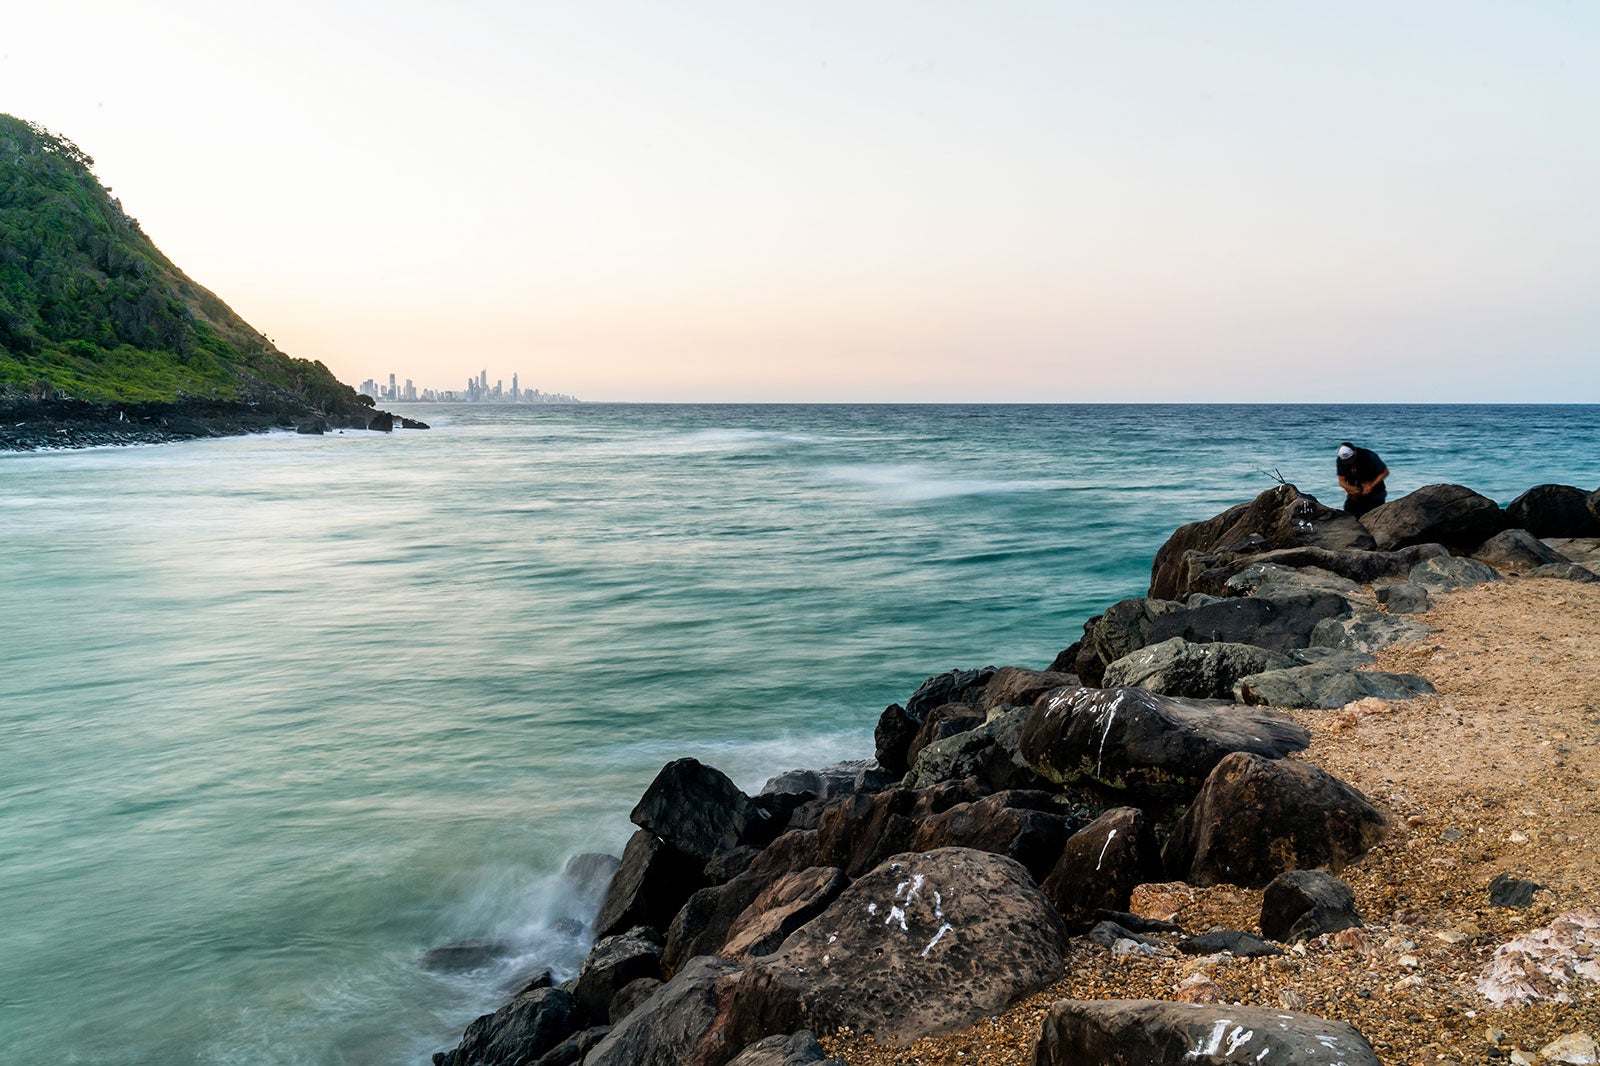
[[360, 370, 579, 404]]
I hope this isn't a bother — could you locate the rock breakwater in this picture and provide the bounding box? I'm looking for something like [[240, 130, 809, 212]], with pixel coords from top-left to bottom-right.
[[430, 480, 1600, 1066]]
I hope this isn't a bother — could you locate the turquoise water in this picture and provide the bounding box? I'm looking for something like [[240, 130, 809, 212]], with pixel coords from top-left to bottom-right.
[[3, 404, 1596, 1064]]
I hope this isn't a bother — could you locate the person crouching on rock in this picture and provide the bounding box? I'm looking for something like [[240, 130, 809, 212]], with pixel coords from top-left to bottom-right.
[[1336, 442, 1389, 517]]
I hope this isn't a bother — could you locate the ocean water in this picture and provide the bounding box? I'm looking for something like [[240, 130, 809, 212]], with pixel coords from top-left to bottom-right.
[[2, 403, 1596, 1064]]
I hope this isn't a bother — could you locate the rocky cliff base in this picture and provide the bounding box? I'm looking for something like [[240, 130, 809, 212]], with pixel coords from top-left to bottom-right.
[[0, 396, 425, 450]]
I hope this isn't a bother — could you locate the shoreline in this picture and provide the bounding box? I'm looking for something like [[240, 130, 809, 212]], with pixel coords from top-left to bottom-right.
[[0, 396, 420, 452], [424, 478, 1600, 1065]]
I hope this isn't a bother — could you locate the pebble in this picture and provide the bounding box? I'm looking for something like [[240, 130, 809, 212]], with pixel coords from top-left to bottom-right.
[[1510, 831, 1530, 844], [1442, 828, 1466, 842], [1541, 1032, 1600, 1064]]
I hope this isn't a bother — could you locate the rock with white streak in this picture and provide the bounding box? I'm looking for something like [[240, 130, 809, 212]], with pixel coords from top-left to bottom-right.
[[724, 847, 1069, 1045], [1032, 999, 1382, 1065]]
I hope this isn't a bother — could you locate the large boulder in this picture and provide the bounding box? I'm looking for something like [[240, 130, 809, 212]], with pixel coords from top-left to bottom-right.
[[907, 790, 1079, 883], [1019, 687, 1310, 800], [979, 667, 1081, 712], [1529, 562, 1600, 584], [1505, 484, 1600, 538], [582, 955, 744, 1066], [720, 867, 848, 961], [905, 667, 997, 717], [904, 706, 1040, 792], [807, 782, 981, 879], [905, 703, 985, 768], [873, 704, 920, 776], [433, 986, 583, 1066], [595, 830, 707, 939], [1360, 484, 1505, 551], [1473, 529, 1570, 571], [1221, 563, 1363, 600], [663, 871, 770, 975], [1163, 752, 1388, 887], [1101, 638, 1295, 700], [1033, 999, 1381, 1065], [530, 1025, 613, 1066], [1171, 543, 1446, 601], [1038, 807, 1163, 929], [1149, 485, 1376, 600], [1234, 664, 1434, 709], [1260, 870, 1363, 942], [726, 848, 1070, 1045], [631, 759, 768, 861], [573, 927, 664, 1021]]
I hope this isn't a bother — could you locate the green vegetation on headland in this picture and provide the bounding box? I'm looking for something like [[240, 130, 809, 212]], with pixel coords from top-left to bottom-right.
[[0, 114, 367, 418]]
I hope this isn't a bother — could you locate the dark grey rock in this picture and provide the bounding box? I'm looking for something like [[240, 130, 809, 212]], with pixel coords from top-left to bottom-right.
[[1360, 483, 1506, 552], [724, 848, 1071, 1046], [432, 986, 582, 1066], [905, 667, 998, 717], [1085, 920, 1159, 950], [630, 758, 767, 862], [1288, 646, 1376, 667], [573, 927, 663, 1022], [1528, 561, 1600, 583], [1019, 686, 1309, 800], [719, 866, 848, 961], [1409, 555, 1501, 591], [1505, 484, 1600, 538], [1233, 664, 1434, 709], [1375, 581, 1431, 614], [1039, 807, 1163, 930], [422, 938, 515, 973], [1544, 536, 1600, 569], [1222, 563, 1364, 599], [1176, 930, 1283, 957], [906, 703, 985, 768], [909, 789, 1079, 883], [594, 830, 706, 940], [582, 955, 744, 1066], [1310, 607, 1432, 652], [1091, 910, 1184, 934], [1163, 752, 1389, 888], [1101, 638, 1296, 700], [530, 1025, 613, 1066], [873, 703, 920, 776], [1172, 543, 1447, 601], [1033, 999, 1382, 1065], [608, 978, 661, 1024], [726, 1031, 846, 1066], [1489, 873, 1547, 908], [904, 706, 1039, 792], [661, 869, 769, 975], [1260, 870, 1363, 942], [1473, 528, 1570, 571], [979, 667, 1082, 712], [1149, 485, 1376, 600], [759, 761, 880, 802]]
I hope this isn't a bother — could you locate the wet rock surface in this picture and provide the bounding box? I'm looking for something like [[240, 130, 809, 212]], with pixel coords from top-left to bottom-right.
[[1032, 999, 1381, 1066]]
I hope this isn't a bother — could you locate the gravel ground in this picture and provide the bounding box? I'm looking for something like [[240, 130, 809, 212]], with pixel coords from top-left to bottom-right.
[[826, 576, 1600, 1065]]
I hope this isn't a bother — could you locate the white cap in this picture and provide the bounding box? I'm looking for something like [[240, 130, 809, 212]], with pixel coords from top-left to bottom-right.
[[1337, 445, 1355, 460]]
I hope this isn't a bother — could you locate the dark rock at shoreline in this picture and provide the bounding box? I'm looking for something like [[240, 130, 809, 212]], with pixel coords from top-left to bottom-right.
[[369, 411, 395, 431], [1039, 807, 1163, 929], [0, 396, 405, 451], [662, 870, 770, 976], [1101, 638, 1295, 700], [979, 667, 1081, 712], [1033, 999, 1381, 1066], [873, 704, 920, 775], [594, 830, 707, 939], [422, 938, 517, 973], [401, 416, 431, 429], [433, 986, 582, 1066], [583, 955, 744, 1066], [1163, 751, 1388, 887], [1148, 485, 1375, 601], [904, 667, 997, 718], [1260, 870, 1363, 942], [1222, 562, 1363, 599], [609, 978, 662, 1024], [531, 1025, 613, 1066], [1360, 483, 1506, 551], [574, 926, 663, 1021], [562, 852, 622, 900], [1505, 484, 1600, 538], [630, 759, 767, 862], [906, 704, 985, 768], [1019, 686, 1310, 800], [296, 419, 327, 435], [803, 781, 982, 879], [725, 848, 1070, 1047]]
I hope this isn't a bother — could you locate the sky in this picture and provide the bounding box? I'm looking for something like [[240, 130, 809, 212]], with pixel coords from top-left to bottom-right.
[[3, 1, 1598, 402]]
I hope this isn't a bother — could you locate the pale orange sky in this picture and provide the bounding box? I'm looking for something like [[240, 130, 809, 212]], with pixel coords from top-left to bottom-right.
[[4, 1, 1597, 401]]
